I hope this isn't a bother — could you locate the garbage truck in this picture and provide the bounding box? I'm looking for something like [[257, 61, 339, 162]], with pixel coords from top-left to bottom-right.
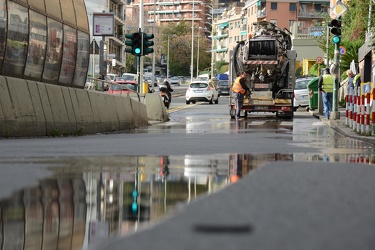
[[230, 21, 296, 119]]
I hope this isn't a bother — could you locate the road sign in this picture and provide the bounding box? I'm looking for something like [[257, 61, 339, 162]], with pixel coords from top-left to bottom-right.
[[316, 56, 323, 64], [339, 46, 346, 55], [332, 1, 347, 17]]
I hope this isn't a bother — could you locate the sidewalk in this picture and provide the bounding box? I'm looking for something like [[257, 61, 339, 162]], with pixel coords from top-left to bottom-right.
[[310, 107, 375, 145]]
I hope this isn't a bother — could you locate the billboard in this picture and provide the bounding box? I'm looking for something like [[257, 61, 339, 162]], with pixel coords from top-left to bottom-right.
[[93, 12, 114, 36]]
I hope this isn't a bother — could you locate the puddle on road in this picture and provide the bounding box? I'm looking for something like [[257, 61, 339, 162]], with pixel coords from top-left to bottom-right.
[[1, 150, 375, 249]]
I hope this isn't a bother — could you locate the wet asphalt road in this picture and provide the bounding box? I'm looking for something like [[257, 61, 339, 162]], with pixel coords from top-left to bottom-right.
[[0, 93, 375, 249]]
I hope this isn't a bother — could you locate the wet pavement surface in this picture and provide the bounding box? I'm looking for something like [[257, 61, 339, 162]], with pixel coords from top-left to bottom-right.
[[0, 107, 375, 249]]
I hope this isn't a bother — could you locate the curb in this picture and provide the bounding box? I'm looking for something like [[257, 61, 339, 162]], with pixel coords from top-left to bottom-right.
[[309, 110, 375, 145]]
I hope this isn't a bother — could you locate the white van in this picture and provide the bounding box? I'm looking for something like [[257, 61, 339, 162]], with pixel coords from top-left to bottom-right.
[[106, 73, 118, 82], [122, 73, 137, 82]]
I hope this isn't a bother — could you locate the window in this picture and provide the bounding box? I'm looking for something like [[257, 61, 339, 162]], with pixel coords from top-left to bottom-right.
[[289, 20, 296, 29], [271, 2, 277, 10], [43, 18, 63, 82], [3, 2, 28, 76], [0, 0, 6, 71], [24, 10, 47, 79], [59, 25, 77, 86], [289, 3, 296, 12], [72, 31, 89, 88], [315, 4, 322, 12]]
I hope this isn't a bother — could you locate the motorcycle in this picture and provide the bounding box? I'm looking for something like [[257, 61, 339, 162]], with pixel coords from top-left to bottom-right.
[[159, 85, 171, 109]]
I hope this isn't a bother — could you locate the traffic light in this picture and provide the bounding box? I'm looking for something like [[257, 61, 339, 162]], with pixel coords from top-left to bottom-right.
[[330, 19, 341, 44], [129, 189, 138, 219], [142, 33, 154, 56], [124, 32, 143, 56]]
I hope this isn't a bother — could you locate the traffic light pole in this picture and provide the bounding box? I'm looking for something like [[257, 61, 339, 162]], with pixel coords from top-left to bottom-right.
[[330, 16, 342, 120], [137, 28, 142, 93], [330, 43, 340, 120]]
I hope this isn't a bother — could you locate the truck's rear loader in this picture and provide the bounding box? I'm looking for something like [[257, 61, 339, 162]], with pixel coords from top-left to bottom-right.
[[230, 21, 296, 119]]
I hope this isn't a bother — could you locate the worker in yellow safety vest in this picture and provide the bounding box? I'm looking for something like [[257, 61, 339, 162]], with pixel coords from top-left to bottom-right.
[[231, 71, 250, 120], [346, 69, 361, 95], [318, 68, 335, 119]]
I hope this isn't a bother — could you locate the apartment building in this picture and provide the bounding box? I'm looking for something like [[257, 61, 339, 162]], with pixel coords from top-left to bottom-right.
[[85, 0, 127, 76]]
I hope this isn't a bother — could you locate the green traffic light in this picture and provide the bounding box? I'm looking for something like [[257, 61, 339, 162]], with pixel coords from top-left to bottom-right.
[[332, 36, 341, 44], [131, 202, 138, 213], [134, 47, 141, 55], [132, 190, 138, 198]]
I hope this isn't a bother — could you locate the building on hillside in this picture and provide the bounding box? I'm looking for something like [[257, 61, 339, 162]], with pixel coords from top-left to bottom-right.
[[85, 0, 127, 76]]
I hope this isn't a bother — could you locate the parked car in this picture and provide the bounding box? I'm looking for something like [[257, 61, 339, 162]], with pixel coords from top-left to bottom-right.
[[169, 76, 180, 86], [106, 73, 118, 82], [115, 76, 137, 85], [186, 81, 219, 104], [216, 80, 230, 96], [121, 73, 137, 82], [85, 78, 95, 90], [294, 77, 316, 109], [107, 83, 137, 94]]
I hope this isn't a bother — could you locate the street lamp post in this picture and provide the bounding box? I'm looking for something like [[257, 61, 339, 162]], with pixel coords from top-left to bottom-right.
[[190, 0, 195, 83], [208, 1, 215, 78], [196, 28, 200, 78], [167, 35, 170, 79], [92, 38, 95, 77]]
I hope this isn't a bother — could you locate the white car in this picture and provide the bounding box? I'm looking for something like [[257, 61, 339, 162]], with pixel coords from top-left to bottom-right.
[[294, 77, 316, 109], [168, 76, 180, 86], [186, 81, 219, 104], [85, 78, 95, 90]]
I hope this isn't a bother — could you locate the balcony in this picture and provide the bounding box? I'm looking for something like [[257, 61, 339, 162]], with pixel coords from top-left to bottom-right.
[[109, 35, 125, 47], [297, 10, 327, 19], [111, 0, 125, 5], [213, 33, 228, 40], [257, 10, 266, 18]]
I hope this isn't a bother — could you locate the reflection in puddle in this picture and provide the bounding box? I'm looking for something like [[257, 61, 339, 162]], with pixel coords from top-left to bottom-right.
[[1, 151, 375, 249]]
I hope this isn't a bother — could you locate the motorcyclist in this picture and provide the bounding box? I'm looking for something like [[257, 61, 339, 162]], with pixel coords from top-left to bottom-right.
[[163, 79, 174, 102]]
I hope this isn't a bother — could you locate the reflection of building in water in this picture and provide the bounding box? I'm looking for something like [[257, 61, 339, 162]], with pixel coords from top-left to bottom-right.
[[0, 177, 87, 249], [229, 153, 294, 183], [0, 0, 89, 88]]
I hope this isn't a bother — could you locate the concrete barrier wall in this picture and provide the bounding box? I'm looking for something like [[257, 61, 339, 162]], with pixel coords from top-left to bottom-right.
[[0, 76, 155, 138], [144, 93, 169, 122]]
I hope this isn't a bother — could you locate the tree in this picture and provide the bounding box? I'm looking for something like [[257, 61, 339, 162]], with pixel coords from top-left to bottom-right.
[[315, 0, 372, 78], [158, 21, 211, 76]]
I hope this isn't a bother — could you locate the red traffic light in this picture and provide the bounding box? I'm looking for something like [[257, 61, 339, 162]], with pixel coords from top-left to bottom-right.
[[330, 19, 341, 36], [330, 19, 341, 28]]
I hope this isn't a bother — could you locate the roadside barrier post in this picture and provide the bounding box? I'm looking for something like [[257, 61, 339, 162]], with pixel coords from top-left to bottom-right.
[[365, 92, 370, 134]]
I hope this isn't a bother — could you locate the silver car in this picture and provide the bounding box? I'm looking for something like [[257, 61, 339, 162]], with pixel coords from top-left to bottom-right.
[[186, 81, 219, 104], [294, 77, 316, 109]]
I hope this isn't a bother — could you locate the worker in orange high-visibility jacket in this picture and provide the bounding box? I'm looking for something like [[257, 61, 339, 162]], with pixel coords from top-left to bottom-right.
[[232, 71, 250, 120]]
